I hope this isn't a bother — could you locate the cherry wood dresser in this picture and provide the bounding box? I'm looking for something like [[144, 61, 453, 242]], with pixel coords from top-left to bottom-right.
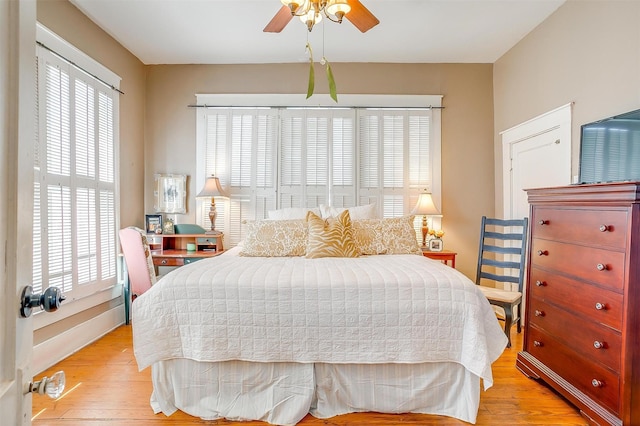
[[517, 182, 640, 426]]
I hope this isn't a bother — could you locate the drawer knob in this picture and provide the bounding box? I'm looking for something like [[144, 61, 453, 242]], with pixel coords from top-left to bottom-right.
[[595, 302, 606, 310], [599, 224, 610, 232], [593, 341, 604, 349], [538, 220, 548, 225], [591, 379, 603, 388], [533, 340, 543, 347], [161, 259, 167, 265], [535, 280, 547, 287], [596, 263, 607, 271], [537, 250, 548, 256], [535, 310, 545, 317]]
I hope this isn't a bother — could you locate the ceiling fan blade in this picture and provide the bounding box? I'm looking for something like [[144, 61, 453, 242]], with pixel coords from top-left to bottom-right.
[[345, 0, 380, 33], [264, 5, 293, 33]]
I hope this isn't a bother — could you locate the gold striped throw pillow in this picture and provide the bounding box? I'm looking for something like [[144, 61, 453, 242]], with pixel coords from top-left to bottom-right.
[[305, 210, 359, 259]]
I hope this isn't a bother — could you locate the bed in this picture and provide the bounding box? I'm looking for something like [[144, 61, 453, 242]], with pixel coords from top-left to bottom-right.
[[132, 214, 508, 425]]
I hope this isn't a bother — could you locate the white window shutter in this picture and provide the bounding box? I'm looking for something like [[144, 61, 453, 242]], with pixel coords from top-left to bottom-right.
[[74, 79, 95, 178], [32, 179, 43, 294], [409, 113, 431, 188], [34, 46, 119, 300], [330, 112, 356, 207], [196, 105, 439, 247], [199, 109, 278, 244], [76, 187, 97, 285], [47, 184, 73, 293]]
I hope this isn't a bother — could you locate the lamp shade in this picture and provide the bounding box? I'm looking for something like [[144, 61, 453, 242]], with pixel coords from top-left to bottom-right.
[[411, 192, 440, 216], [196, 176, 229, 198]]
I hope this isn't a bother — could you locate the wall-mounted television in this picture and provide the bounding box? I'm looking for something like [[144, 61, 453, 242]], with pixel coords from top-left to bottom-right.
[[579, 108, 640, 184]]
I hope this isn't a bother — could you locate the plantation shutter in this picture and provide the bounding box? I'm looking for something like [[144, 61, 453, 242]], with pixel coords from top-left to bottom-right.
[[279, 109, 356, 209], [199, 108, 277, 246], [33, 46, 118, 298], [196, 99, 439, 249], [359, 109, 433, 237]]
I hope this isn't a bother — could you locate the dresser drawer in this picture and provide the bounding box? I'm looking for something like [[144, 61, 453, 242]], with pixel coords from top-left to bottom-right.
[[527, 326, 620, 415], [529, 267, 623, 331], [531, 238, 625, 291], [146, 235, 163, 244], [197, 236, 222, 246], [528, 298, 621, 372], [532, 207, 628, 249], [153, 257, 184, 267]]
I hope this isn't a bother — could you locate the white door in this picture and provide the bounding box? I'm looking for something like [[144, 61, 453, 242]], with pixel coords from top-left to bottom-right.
[[0, 2, 37, 424], [500, 104, 572, 299], [502, 104, 572, 222]]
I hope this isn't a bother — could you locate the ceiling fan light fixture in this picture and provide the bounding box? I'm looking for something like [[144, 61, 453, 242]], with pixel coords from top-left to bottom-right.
[[264, 0, 379, 34], [325, 0, 350, 23], [281, 0, 306, 15], [300, 8, 321, 31]]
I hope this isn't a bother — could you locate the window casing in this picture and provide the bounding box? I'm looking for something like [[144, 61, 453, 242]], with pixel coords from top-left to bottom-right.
[[196, 96, 441, 247], [33, 42, 119, 300]]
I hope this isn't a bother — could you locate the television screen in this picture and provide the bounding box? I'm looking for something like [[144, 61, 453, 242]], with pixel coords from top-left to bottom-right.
[[579, 108, 640, 184]]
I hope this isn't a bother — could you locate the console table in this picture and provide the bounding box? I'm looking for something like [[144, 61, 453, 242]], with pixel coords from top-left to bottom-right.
[[147, 233, 224, 267]]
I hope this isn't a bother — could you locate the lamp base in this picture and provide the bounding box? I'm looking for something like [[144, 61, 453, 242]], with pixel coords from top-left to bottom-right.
[[205, 230, 223, 235], [421, 215, 428, 247]]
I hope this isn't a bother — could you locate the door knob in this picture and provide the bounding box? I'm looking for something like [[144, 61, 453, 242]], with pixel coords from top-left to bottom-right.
[[20, 285, 65, 318], [29, 371, 66, 399]]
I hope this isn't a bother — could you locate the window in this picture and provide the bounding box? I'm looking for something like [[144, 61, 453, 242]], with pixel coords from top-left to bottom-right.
[[196, 95, 441, 247], [33, 38, 119, 300]]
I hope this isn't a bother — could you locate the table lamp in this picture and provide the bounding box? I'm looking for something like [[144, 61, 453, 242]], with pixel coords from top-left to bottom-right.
[[411, 190, 441, 247], [196, 175, 229, 235]]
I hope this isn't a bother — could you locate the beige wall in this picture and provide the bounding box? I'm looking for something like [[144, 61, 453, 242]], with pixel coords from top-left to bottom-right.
[[494, 1, 640, 213], [146, 63, 494, 278]]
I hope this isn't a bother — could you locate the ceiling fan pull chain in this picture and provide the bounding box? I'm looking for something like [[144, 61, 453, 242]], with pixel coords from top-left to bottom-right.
[[322, 18, 326, 60], [306, 42, 315, 99]]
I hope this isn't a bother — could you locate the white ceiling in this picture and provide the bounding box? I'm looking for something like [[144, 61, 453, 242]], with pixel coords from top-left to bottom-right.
[[69, 0, 565, 65]]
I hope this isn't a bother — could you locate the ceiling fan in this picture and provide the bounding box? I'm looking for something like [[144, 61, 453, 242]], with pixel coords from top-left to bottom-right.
[[264, 0, 380, 33]]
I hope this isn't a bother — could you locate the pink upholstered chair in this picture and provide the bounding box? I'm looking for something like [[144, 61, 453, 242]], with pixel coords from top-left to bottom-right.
[[119, 227, 157, 301]]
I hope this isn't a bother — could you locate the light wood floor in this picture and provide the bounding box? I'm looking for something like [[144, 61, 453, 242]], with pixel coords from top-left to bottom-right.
[[32, 326, 589, 425]]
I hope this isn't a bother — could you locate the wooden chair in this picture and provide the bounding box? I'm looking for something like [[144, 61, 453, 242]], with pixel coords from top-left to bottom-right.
[[475, 216, 529, 348]]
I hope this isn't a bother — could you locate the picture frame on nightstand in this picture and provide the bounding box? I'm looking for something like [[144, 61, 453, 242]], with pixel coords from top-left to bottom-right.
[[428, 238, 443, 252]]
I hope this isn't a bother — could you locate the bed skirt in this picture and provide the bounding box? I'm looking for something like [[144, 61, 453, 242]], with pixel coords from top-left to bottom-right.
[[150, 359, 481, 425]]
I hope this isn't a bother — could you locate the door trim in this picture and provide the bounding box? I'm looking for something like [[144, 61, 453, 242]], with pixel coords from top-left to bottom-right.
[[501, 103, 573, 220]]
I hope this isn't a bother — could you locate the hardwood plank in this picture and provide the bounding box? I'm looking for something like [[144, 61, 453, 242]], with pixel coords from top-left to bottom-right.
[[33, 326, 588, 425]]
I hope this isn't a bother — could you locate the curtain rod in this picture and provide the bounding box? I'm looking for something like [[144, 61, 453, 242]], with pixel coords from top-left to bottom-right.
[[187, 104, 444, 110], [37, 41, 125, 95]]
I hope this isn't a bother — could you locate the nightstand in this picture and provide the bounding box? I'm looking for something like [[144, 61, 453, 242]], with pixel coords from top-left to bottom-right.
[[421, 248, 457, 268]]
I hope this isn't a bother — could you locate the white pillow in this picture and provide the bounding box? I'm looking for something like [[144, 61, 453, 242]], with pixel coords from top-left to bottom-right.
[[319, 203, 378, 220], [267, 207, 321, 220]]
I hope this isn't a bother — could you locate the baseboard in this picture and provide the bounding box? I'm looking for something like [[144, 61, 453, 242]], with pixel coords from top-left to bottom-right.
[[33, 305, 125, 374]]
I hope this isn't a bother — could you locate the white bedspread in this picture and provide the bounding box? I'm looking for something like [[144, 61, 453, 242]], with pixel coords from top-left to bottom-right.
[[132, 253, 507, 389]]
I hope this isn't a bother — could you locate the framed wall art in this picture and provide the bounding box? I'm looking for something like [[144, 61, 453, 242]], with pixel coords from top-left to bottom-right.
[[154, 173, 187, 214]]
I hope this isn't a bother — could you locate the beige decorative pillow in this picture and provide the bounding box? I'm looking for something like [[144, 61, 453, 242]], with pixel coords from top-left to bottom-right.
[[305, 210, 359, 259], [352, 216, 422, 255], [239, 219, 307, 257]]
